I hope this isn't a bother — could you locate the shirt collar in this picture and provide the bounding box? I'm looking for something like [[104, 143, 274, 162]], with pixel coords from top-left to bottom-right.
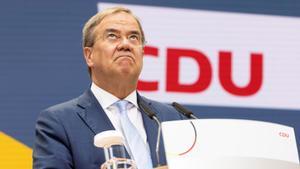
[[91, 82, 138, 109]]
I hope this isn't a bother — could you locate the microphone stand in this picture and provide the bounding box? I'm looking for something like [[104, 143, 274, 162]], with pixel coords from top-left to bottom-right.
[[139, 101, 164, 168]]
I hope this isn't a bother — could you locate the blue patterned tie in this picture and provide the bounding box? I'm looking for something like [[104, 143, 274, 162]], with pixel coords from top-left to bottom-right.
[[115, 100, 153, 169]]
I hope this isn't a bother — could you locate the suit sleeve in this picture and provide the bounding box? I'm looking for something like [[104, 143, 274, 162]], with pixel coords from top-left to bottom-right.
[[33, 109, 73, 169]]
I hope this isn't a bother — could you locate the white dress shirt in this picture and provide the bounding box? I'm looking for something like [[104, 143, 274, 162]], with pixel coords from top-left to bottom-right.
[[90, 83, 148, 144]]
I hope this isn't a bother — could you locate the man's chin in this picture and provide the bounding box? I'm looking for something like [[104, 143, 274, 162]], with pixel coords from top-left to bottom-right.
[[116, 67, 134, 76], [118, 68, 141, 79]]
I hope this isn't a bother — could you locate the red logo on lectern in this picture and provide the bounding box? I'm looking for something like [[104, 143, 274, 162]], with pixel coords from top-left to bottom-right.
[[279, 132, 289, 138]]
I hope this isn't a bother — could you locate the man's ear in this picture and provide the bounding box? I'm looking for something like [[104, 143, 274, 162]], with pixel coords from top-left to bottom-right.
[[83, 47, 93, 67]]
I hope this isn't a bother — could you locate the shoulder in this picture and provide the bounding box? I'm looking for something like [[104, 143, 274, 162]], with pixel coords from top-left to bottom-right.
[[46, 97, 78, 112], [40, 97, 80, 119], [35, 99, 79, 134], [38, 89, 93, 122], [41, 89, 95, 116]]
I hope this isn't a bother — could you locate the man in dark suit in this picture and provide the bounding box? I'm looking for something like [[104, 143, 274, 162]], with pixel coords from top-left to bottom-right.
[[33, 6, 181, 169]]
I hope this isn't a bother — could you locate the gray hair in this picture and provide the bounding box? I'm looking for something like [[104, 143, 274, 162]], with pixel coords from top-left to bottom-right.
[[82, 6, 146, 47]]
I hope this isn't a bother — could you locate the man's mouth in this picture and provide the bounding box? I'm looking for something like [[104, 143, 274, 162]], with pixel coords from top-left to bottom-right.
[[115, 55, 134, 61]]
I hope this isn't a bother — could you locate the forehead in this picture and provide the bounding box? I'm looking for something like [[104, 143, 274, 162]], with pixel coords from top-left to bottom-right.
[[95, 12, 141, 34]]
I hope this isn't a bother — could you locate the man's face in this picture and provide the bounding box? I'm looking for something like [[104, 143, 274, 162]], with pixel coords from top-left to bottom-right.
[[84, 12, 143, 83]]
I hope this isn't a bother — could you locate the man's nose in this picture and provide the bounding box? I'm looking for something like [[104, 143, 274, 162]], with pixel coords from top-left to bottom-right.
[[117, 37, 131, 51]]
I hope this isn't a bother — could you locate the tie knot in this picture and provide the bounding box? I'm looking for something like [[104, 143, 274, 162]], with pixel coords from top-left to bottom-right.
[[114, 100, 130, 113]]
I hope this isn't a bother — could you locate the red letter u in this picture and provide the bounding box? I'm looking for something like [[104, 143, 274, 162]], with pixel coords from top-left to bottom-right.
[[219, 51, 263, 96]]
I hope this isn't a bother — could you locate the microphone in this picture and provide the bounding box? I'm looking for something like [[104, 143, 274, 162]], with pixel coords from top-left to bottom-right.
[[138, 100, 162, 167], [171, 102, 198, 119]]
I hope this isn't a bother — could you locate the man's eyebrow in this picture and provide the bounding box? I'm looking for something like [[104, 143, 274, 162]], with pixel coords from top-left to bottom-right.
[[103, 28, 141, 35], [129, 30, 141, 35], [103, 28, 120, 34]]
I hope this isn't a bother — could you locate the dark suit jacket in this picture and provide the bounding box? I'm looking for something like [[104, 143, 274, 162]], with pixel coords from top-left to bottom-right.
[[33, 89, 181, 169]]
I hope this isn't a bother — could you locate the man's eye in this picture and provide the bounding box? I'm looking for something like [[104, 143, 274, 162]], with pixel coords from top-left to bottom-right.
[[107, 33, 118, 39], [129, 34, 139, 41]]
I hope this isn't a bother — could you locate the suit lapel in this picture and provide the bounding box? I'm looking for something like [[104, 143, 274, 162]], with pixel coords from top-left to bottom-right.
[[76, 90, 114, 135], [76, 90, 165, 166]]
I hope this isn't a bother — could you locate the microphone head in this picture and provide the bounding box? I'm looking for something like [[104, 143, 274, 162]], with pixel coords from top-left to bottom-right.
[[172, 102, 194, 118], [139, 100, 156, 119]]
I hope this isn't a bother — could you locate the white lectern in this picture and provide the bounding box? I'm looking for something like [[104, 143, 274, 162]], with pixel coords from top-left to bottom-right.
[[162, 119, 300, 169]]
